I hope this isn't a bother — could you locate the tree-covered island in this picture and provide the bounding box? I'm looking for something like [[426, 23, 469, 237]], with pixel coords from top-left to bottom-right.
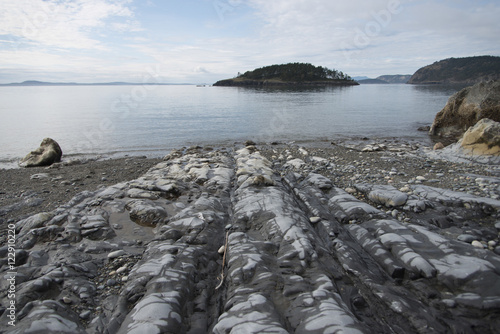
[[213, 62, 359, 86]]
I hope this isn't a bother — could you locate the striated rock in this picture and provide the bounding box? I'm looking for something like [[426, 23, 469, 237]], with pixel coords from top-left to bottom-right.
[[460, 118, 500, 156], [429, 80, 500, 139], [125, 199, 168, 227], [19, 138, 63, 167], [355, 184, 408, 207], [8, 300, 86, 334], [2, 146, 500, 333]]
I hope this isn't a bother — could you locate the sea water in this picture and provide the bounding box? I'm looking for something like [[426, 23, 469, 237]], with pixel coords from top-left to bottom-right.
[[0, 83, 464, 167]]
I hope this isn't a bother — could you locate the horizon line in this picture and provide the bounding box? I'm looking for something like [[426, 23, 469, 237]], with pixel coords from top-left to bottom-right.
[[0, 80, 205, 86]]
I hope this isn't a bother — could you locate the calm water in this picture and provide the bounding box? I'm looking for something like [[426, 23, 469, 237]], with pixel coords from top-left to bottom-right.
[[0, 84, 463, 167]]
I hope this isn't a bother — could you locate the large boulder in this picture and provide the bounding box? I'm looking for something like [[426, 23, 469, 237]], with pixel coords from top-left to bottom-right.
[[425, 118, 500, 164], [19, 138, 62, 167], [460, 118, 500, 156], [429, 80, 500, 139]]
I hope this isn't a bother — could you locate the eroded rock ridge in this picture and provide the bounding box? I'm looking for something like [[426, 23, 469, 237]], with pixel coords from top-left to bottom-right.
[[1, 145, 500, 333]]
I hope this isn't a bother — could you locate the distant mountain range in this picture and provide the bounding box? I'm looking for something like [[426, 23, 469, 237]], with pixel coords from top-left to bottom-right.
[[356, 75, 412, 84], [408, 56, 500, 85], [0, 80, 189, 86]]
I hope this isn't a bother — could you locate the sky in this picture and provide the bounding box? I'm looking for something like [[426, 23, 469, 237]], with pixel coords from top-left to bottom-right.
[[0, 0, 499, 84]]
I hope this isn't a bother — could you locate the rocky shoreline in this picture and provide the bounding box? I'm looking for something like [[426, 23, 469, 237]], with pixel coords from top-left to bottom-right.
[[1, 140, 500, 333]]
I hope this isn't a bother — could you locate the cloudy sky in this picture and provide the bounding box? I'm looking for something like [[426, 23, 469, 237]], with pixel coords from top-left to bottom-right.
[[1, 0, 499, 84]]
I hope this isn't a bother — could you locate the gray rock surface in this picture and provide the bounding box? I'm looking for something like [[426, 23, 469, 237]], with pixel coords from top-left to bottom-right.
[[2, 145, 500, 333]]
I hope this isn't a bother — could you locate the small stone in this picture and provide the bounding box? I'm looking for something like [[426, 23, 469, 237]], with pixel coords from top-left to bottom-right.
[[30, 173, 50, 180], [244, 140, 256, 146], [345, 187, 357, 194], [62, 296, 72, 304], [442, 299, 456, 308], [121, 276, 128, 282], [471, 240, 484, 249], [225, 224, 233, 230], [299, 147, 309, 156], [399, 186, 410, 193], [416, 176, 426, 181], [108, 250, 126, 259], [488, 240, 497, 248], [79, 310, 91, 320], [457, 234, 476, 243], [174, 202, 186, 209], [218, 245, 226, 255], [433, 142, 445, 150], [309, 217, 321, 224], [495, 222, 500, 230], [116, 266, 128, 274], [109, 270, 116, 276], [107, 278, 117, 286]]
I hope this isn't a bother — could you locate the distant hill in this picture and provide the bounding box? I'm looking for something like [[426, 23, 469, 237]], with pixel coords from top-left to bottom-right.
[[353, 76, 370, 81], [377, 75, 412, 84], [213, 63, 358, 87], [358, 74, 411, 84], [408, 56, 500, 85], [358, 79, 388, 84], [0, 80, 184, 86]]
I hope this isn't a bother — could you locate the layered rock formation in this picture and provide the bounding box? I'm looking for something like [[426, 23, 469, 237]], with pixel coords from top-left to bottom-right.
[[429, 80, 500, 139], [2, 145, 500, 333], [19, 138, 63, 168]]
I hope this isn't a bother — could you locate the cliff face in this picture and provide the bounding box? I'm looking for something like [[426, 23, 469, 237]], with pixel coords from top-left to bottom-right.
[[409, 56, 500, 85], [429, 80, 500, 138]]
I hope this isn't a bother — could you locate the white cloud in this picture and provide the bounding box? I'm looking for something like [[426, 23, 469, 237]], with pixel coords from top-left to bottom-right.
[[0, 0, 499, 82], [233, 0, 500, 77], [0, 0, 138, 50]]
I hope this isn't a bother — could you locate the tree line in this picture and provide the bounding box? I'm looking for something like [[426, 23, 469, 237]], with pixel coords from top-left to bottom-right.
[[237, 63, 354, 82]]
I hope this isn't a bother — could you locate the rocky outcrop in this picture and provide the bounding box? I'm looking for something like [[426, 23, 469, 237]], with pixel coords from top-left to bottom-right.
[[2, 145, 500, 333], [19, 138, 63, 167], [460, 118, 500, 155], [428, 118, 500, 164], [429, 80, 500, 139]]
